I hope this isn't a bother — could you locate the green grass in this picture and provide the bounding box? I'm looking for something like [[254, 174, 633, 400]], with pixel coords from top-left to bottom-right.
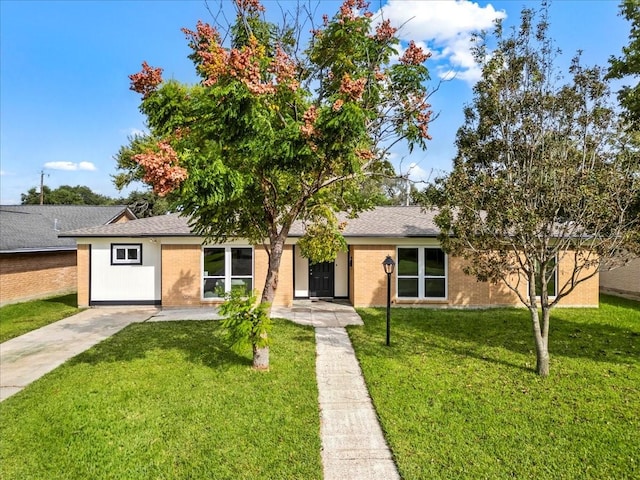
[[350, 295, 640, 479], [0, 293, 81, 343], [0, 320, 322, 480]]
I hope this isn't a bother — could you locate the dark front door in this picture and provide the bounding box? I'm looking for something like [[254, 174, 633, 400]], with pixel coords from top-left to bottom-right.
[[309, 261, 334, 298]]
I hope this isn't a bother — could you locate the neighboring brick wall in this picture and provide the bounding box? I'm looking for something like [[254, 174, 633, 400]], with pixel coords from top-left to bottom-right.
[[0, 251, 77, 306], [600, 258, 640, 299], [161, 245, 202, 306], [77, 244, 90, 307]]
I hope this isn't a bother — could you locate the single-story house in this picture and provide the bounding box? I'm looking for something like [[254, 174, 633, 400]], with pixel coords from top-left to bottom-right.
[[600, 257, 640, 300], [0, 205, 135, 306], [59, 206, 598, 308]]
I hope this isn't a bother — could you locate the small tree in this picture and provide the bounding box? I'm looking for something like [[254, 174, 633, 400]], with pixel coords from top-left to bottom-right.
[[119, 0, 433, 368], [431, 5, 640, 376], [218, 288, 271, 369]]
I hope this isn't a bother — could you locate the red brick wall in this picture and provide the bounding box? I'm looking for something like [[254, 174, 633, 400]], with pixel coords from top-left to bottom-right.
[[0, 251, 77, 306]]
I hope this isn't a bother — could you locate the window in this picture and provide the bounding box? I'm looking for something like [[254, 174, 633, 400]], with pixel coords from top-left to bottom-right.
[[535, 256, 557, 297], [111, 244, 142, 265], [397, 247, 447, 299], [203, 247, 253, 298]]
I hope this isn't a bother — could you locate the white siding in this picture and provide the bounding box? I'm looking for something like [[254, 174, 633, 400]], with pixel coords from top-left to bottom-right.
[[335, 250, 348, 297], [90, 238, 161, 302], [294, 247, 309, 297]]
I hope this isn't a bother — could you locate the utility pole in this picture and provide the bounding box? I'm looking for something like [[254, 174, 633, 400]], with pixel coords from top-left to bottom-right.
[[39, 170, 45, 205]]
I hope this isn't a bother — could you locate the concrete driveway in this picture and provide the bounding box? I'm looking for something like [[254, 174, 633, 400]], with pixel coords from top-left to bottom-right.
[[0, 307, 158, 402]]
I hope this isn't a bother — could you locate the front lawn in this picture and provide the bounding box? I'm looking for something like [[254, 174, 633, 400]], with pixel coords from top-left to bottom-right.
[[350, 295, 640, 479], [0, 320, 322, 480], [0, 293, 81, 343]]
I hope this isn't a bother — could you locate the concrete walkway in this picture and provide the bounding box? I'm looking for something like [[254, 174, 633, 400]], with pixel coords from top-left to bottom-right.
[[0, 307, 157, 401], [274, 300, 400, 480], [0, 301, 399, 479]]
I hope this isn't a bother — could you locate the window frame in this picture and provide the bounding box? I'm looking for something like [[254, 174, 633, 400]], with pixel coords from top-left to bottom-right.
[[396, 247, 448, 300], [111, 243, 143, 265], [202, 246, 254, 300], [534, 255, 558, 299]]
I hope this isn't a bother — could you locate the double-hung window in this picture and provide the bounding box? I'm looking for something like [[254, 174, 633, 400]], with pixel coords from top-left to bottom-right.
[[202, 247, 253, 298], [397, 247, 447, 299]]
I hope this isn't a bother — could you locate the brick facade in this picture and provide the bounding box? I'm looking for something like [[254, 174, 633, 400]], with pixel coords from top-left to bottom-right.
[[159, 244, 295, 307], [77, 245, 90, 307], [348, 245, 599, 308], [0, 251, 77, 306], [73, 239, 599, 309]]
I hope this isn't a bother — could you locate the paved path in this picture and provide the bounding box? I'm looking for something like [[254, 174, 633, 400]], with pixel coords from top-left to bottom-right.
[[274, 300, 400, 480], [0, 307, 157, 401], [1, 300, 400, 479]]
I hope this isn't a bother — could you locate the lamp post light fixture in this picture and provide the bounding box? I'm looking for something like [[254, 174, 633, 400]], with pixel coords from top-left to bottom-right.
[[382, 255, 395, 346]]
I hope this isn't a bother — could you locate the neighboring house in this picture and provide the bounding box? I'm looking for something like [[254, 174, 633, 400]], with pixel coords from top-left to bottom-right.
[[60, 206, 599, 308], [600, 257, 640, 300], [0, 205, 135, 306]]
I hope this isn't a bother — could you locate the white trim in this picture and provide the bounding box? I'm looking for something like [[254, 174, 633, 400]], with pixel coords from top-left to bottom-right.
[[201, 245, 254, 300], [396, 246, 448, 300], [111, 243, 142, 265]]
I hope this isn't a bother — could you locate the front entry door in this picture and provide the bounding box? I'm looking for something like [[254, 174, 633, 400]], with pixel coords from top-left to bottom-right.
[[309, 261, 334, 298]]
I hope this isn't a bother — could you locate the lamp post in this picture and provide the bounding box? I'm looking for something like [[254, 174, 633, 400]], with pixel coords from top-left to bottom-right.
[[382, 255, 395, 346]]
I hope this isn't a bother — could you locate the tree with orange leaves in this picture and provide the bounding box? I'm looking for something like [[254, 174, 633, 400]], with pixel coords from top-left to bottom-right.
[[116, 0, 432, 368]]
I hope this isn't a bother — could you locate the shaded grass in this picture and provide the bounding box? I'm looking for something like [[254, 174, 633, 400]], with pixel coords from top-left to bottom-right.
[[350, 295, 640, 479], [0, 319, 322, 480], [0, 293, 81, 342]]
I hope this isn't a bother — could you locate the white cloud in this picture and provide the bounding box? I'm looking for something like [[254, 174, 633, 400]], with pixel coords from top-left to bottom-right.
[[0, 170, 7, 176], [378, 0, 506, 84], [78, 161, 97, 171], [44, 161, 97, 171]]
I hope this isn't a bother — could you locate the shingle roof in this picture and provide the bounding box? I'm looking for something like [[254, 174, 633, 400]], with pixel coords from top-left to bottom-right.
[[59, 212, 193, 238], [290, 206, 440, 237], [0, 205, 135, 253], [60, 206, 441, 239]]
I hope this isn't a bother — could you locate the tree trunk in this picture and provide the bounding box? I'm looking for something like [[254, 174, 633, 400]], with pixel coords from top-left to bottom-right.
[[529, 306, 550, 377], [254, 234, 287, 369], [253, 342, 269, 370]]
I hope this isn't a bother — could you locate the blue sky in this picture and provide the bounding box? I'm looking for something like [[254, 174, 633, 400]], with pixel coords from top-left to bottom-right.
[[0, 0, 631, 205]]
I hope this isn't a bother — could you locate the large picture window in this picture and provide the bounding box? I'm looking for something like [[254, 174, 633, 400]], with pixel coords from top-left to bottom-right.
[[111, 244, 142, 265], [203, 247, 253, 298], [397, 247, 447, 299]]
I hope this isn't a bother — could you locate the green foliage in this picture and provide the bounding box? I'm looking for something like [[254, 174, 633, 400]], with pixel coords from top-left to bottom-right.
[[296, 218, 347, 264], [21, 185, 113, 205], [218, 288, 272, 354], [112, 133, 158, 190], [350, 295, 640, 479], [607, 0, 640, 130], [118, 190, 171, 218]]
